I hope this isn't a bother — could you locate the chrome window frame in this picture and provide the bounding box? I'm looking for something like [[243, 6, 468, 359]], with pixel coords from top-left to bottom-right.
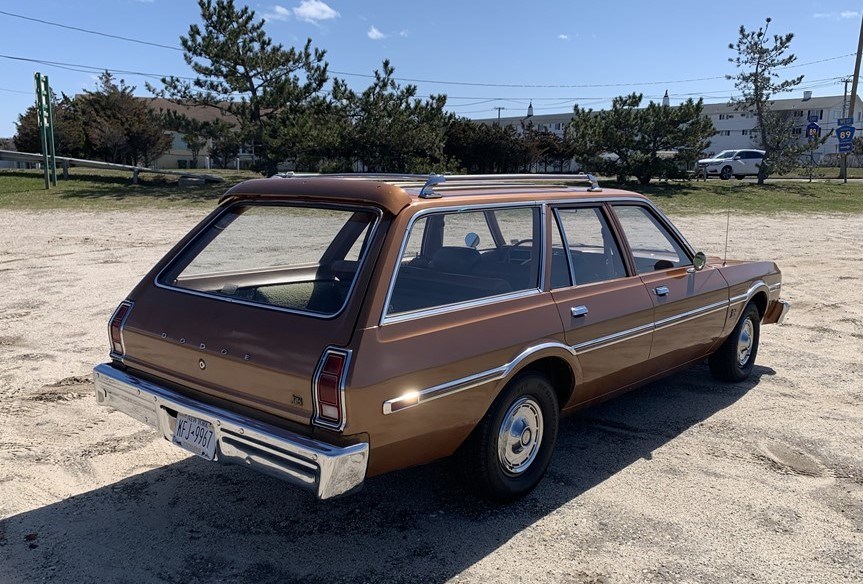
[[155, 200, 383, 320], [380, 202, 545, 326], [551, 203, 630, 287], [609, 201, 697, 267]]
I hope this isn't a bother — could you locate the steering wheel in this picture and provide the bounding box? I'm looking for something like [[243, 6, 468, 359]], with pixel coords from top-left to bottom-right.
[[504, 239, 534, 264]]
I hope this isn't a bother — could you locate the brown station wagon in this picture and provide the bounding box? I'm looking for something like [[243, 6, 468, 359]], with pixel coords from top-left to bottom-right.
[[93, 173, 789, 501]]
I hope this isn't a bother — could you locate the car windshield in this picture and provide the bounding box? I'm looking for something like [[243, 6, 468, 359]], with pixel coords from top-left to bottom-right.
[[714, 151, 736, 159]]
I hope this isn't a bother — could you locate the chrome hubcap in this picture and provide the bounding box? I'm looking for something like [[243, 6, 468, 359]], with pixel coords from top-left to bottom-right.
[[737, 319, 754, 366], [497, 397, 543, 475]]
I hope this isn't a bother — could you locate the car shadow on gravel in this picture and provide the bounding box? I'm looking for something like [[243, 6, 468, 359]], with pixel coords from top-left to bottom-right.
[[0, 363, 771, 584]]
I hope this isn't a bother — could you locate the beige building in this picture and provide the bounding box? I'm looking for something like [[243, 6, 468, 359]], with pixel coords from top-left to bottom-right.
[[146, 98, 253, 170]]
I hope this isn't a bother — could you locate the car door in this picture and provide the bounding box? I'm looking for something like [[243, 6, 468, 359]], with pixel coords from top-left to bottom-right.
[[611, 204, 729, 375], [549, 205, 654, 407]]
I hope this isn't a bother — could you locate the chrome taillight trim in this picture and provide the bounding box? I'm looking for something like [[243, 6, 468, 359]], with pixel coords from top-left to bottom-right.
[[108, 300, 134, 362], [312, 347, 351, 432]]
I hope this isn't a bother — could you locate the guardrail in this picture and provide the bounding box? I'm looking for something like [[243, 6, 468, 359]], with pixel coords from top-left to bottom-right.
[[0, 150, 224, 183]]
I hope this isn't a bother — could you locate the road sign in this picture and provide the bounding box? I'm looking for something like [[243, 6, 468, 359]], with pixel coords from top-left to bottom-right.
[[838, 117, 854, 126], [837, 123, 855, 154], [808, 114, 820, 123], [806, 122, 821, 140]]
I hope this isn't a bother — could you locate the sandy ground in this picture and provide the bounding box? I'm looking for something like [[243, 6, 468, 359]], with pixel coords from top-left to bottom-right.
[[0, 207, 862, 583]]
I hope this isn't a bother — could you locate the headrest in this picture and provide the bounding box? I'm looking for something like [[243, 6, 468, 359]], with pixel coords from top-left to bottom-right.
[[430, 246, 480, 274]]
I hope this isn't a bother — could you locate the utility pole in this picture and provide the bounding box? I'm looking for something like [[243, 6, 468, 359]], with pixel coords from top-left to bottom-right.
[[493, 106, 506, 126], [841, 77, 851, 181], [846, 10, 863, 183]]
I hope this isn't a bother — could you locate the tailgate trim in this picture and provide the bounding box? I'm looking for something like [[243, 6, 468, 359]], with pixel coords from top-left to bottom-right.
[[93, 363, 368, 499]]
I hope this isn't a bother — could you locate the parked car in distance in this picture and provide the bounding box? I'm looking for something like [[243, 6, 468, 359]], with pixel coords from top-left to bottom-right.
[[697, 149, 765, 180], [93, 173, 789, 501]]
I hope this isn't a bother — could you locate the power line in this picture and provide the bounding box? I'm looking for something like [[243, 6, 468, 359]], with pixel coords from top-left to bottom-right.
[[0, 9, 182, 52], [0, 8, 855, 91], [0, 87, 31, 95]]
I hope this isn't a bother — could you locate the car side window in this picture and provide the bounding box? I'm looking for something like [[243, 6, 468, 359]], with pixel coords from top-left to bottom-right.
[[554, 207, 627, 286], [612, 205, 690, 274], [387, 207, 540, 316]]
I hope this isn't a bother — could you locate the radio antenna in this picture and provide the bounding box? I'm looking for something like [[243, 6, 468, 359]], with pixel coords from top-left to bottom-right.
[[722, 190, 732, 267]]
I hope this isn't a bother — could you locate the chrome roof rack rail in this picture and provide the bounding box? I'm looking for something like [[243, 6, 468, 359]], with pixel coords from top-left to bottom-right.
[[264, 172, 602, 193]]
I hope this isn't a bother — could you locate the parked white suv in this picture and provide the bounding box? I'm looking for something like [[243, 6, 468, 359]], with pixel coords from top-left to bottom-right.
[[697, 149, 765, 180]]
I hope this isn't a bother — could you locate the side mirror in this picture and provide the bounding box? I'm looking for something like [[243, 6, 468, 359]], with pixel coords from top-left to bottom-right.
[[693, 251, 707, 271], [732, 156, 742, 161], [464, 232, 480, 249]]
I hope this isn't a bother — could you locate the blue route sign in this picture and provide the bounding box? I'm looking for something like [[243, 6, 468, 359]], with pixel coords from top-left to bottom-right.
[[806, 122, 821, 140], [838, 117, 854, 125], [808, 114, 820, 123], [837, 123, 855, 152]]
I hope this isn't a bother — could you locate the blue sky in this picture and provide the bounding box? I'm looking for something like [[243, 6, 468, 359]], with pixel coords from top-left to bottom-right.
[[1, 0, 862, 137]]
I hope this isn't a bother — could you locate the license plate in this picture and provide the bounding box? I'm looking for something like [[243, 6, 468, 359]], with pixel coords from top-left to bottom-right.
[[172, 413, 217, 460]]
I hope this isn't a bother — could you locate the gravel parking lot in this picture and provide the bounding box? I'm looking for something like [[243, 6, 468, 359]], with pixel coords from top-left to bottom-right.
[[1, 208, 861, 583]]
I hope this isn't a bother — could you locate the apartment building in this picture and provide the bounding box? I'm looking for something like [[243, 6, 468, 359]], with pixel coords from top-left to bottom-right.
[[474, 93, 863, 164]]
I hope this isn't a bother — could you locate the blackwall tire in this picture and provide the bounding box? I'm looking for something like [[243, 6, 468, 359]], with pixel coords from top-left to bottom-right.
[[460, 373, 559, 502], [709, 302, 761, 382]]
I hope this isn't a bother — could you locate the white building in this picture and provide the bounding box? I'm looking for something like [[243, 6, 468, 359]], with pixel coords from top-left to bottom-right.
[[473, 92, 863, 164]]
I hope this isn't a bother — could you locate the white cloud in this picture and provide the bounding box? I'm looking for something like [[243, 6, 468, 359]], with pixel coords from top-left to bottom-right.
[[813, 10, 860, 19], [558, 34, 569, 40], [293, 0, 340, 23], [367, 25, 385, 40], [263, 5, 292, 21], [399, 29, 409, 37]]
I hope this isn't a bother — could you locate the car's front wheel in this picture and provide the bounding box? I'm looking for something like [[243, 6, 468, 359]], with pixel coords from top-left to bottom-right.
[[709, 302, 760, 382], [460, 372, 559, 501], [720, 165, 733, 180]]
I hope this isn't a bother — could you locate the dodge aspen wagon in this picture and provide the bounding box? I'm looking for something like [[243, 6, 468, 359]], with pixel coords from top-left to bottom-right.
[[93, 174, 789, 501]]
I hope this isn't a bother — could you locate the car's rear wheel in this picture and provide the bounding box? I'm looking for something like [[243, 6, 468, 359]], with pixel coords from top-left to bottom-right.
[[709, 302, 760, 382], [720, 166, 733, 180], [460, 372, 559, 501]]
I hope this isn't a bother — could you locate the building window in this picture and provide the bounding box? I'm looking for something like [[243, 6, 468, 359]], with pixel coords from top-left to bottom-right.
[[717, 130, 731, 136], [807, 109, 824, 120], [793, 110, 804, 118], [792, 128, 802, 135], [742, 129, 749, 135], [719, 113, 736, 120]]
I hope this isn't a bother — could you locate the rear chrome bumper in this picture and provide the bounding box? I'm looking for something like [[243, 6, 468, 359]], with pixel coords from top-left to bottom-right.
[[776, 299, 791, 324], [92, 363, 368, 499]]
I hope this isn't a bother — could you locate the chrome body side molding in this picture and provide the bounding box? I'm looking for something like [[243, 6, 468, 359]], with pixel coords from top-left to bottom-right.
[[382, 342, 575, 415]]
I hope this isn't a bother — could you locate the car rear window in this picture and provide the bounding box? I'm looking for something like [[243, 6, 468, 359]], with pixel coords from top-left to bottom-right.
[[159, 203, 379, 316]]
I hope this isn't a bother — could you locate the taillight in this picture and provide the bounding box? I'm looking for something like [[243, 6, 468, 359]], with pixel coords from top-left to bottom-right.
[[108, 301, 133, 359], [313, 348, 350, 430]]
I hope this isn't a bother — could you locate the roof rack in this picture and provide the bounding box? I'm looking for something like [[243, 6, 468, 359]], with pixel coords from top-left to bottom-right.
[[268, 172, 602, 196]]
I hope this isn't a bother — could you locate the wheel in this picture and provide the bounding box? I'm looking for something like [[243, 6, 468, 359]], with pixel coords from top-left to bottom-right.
[[734, 174, 745, 180], [460, 372, 559, 501], [709, 302, 760, 382], [720, 166, 733, 180]]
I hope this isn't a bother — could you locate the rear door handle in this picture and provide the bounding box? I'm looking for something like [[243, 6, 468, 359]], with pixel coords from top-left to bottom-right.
[[570, 305, 589, 317], [654, 286, 670, 297]]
